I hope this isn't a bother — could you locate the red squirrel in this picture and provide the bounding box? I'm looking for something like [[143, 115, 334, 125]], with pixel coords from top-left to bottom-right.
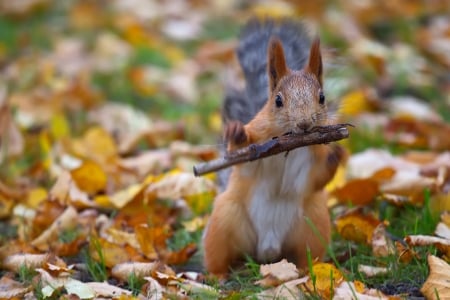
[[203, 19, 343, 277]]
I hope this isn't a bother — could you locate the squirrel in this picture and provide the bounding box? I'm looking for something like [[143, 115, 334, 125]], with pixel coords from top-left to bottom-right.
[[203, 18, 343, 277]]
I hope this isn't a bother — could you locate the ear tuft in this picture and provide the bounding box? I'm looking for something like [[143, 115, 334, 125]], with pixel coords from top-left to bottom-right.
[[268, 38, 288, 92], [306, 38, 323, 87]]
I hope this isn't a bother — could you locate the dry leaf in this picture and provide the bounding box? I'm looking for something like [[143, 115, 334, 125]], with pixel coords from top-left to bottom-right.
[[303, 263, 344, 299], [332, 178, 379, 205], [435, 222, 450, 240], [176, 279, 220, 298], [405, 235, 450, 259], [395, 241, 417, 264], [111, 262, 157, 281], [420, 255, 450, 299], [257, 277, 308, 300], [405, 235, 450, 247], [3, 253, 48, 272], [143, 276, 165, 300], [357, 265, 388, 277], [70, 160, 107, 194], [83, 282, 130, 298], [256, 259, 299, 287], [0, 276, 32, 299], [371, 224, 395, 257], [333, 281, 391, 300], [335, 209, 382, 244], [31, 206, 78, 251]]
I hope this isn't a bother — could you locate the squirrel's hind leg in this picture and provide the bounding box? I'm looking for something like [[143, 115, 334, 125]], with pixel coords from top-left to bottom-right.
[[203, 195, 255, 277]]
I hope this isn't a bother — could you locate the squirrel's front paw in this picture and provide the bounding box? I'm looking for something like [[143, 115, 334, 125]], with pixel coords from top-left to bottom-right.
[[224, 121, 248, 146]]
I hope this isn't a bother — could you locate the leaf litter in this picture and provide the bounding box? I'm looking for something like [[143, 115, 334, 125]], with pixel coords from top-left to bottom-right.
[[0, 0, 449, 299]]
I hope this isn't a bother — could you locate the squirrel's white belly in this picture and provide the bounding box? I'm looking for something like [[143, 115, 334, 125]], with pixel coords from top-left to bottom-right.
[[245, 147, 313, 262]]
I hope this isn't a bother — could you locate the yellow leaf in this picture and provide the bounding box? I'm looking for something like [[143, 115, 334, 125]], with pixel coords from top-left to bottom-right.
[[421, 255, 450, 299], [182, 216, 208, 232], [70, 160, 107, 194], [50, 113, 70, 140], [252, 3, 295, 18], [338, 90, 372, 116], [93, 195, 111, 208], [26, 188, 48, 208], [325, 164, 346, 192], [109, 184, 144, 209], [304, 263, 344, 299], [335, 209, 382, 244], [39, 131, 52, 170], [72, 126, 117, 164]]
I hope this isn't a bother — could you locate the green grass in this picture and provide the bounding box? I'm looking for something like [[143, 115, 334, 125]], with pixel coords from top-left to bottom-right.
[[18, 264, 37, 284], [332, 188, 439, 295], [127, 272, 146, 296], [84, 238, 107, 282]]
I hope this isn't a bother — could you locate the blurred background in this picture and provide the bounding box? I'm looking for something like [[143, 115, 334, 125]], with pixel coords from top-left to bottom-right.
[[0, 1, 450, 297]]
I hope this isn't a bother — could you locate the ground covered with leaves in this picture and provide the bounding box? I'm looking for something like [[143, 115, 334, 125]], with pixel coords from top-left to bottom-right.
[[0, 0, 449, 299]]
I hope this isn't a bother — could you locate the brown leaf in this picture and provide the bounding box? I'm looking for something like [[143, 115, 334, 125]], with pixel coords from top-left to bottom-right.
[[395, 241, 417, 264], [89, 237, 147, 268], [31, 206, 78, 251], [333, 178, 379, 205], [3, 253, 48, 272], [421, 255, 450, 299], [371, 224, 395, 257], [404, 235, 450, 259], [111, 262, 158, 281], [0, 276, 32, 299]]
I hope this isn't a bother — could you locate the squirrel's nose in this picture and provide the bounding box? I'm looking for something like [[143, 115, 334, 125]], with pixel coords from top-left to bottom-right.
[[296, 122, 309, 131]]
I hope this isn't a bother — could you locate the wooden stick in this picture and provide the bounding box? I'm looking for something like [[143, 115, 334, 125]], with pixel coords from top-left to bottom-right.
[[193, 123, 352, 176]]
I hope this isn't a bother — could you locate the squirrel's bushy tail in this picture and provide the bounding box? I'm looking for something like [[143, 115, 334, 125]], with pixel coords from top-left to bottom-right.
[[223, 18, 311, 123]]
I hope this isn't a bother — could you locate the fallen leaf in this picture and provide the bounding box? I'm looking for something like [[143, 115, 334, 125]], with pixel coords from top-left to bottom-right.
[[334, 281, 391, 300], [435, 222, 450, 240], [256, 259, 299, 287], [303, 263, 344, 299], [143, 276, 165, 300], [371, 224, 395, 257], [70, 160, 107, 194], [176, 279, 220, 298], [357, 265, 388, 277], [257, 277, 308, 300], [395, 241, 417, 264], [31, 206, 78, 251], [335, 209, 382, 244], [3, 253, 48, 272], [405, 235, 450, 259], [420, 255, 450, 299], [332, 178, 379, 205], [111, 262, 157, 281], [0, 276, 32, 299], [85, 281, 132, 297]]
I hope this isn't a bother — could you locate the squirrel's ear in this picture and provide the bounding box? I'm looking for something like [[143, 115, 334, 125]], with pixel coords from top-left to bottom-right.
[[306, 38, 323, 87], [268, 38, 288, 92]]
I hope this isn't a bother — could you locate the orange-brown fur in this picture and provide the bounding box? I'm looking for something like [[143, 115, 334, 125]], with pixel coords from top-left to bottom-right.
[[203, 37, 341, 277]]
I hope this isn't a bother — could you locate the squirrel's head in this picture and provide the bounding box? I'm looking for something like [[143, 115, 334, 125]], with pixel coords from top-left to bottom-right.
[[266, 37, 327, 135]]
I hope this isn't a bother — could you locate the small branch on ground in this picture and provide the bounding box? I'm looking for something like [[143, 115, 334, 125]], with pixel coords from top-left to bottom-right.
[[193, 123, 352, 176]]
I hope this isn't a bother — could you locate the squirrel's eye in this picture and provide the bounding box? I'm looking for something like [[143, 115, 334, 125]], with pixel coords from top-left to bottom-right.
[[319, 92, 325, 105], [275, 94, 283, 108]]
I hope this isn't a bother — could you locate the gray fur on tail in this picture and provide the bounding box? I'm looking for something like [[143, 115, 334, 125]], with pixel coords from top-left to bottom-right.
[[223, 18, 311, 123]]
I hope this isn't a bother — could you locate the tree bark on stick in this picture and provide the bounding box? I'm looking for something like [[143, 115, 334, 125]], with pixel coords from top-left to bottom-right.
[[193, 123, 352, 176]]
